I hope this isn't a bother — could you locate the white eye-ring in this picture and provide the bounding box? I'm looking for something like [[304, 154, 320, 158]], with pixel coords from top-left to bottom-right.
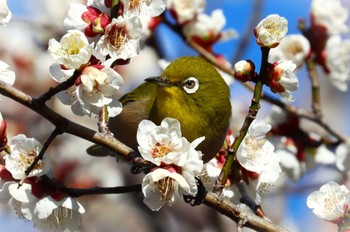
[[183, 77, 199, 94]]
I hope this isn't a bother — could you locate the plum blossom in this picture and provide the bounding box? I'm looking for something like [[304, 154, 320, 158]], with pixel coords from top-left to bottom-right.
[[265, 106, 336, 180], [121, 0, 166, 17], [324, 35, 350, 91], [266, 60, 299, 102], [0, 60, 15, 85], [56, 64, 123, 117], [254, 14, 288, 48], [32, 196, 85, 232], [311, 0, 349, 35], [182, 9, 238, 50], [96, 16, 143, 60], [4, 179, 85, 232], [4, 134, 51, 180], [137, 118, 204, 211], [237, 122, 281, 176], [48, 30, 93, 71], [307, 181, 350, 223], [236, 122, 281, 201], [0, 0, 11, 25], [269, 34, 311, 68], [167, 0, 205, 24]]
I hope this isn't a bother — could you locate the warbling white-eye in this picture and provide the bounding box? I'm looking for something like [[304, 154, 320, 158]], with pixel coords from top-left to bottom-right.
[[89, 56, 232, 162]]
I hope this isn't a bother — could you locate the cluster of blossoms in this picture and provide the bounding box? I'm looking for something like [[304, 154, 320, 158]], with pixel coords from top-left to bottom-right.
[[1, 2, 88, 230], [234, 14, 299, 102], [137, 118, 204, 211], [201, 122, 282, 206], [265, 106, 336, 181], [0, 134, 85, 231], [304, 0, 350, 91], [48, 0, 168, 117], [167, 0, 237, 57]]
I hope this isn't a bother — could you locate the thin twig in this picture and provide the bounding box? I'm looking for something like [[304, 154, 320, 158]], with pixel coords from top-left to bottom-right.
[[34, 70, 80, 106], [98, 105, 111, 133], [24, 128, 62, 177], [41, 175, 141, 198], [214, 47, 270, 195], [306, 58, 322, 118]]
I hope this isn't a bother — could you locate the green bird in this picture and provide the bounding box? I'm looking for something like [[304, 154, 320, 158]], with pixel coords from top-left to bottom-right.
[[89, 56, 231, 162]]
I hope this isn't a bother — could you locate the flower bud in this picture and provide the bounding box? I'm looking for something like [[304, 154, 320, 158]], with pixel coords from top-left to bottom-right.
[[266, 61, 299, 102], [0, 113, 7, 151], [254, 14, 288, 48], [233, 59, 256, 82]]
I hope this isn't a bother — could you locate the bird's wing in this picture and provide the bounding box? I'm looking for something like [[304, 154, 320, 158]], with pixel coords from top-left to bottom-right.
[[119, 82, 157, 106]]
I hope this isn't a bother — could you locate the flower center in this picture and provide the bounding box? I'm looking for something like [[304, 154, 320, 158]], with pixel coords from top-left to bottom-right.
[[43, 206, 73, 227], [244, 137, 266, 161], [288, 42, 303, 56], [152, 143, 173, 158], [263, 21, 284, 37], [156, 177, 177, 203], [130, 0, 141, 8], [62, 34, 86, 55], [20, 150, 42, 170], [177, 0, 191, 9], [323, 194, 342, 212], [108, 25, 127, 51]]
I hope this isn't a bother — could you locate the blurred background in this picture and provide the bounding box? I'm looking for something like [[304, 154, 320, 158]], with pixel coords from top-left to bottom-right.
[[1, 0, 350, 231]]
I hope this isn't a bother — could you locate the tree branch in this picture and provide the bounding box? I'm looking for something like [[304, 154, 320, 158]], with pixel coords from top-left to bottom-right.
[[0, 81, 134, 161], [203, 192, 288, 232]]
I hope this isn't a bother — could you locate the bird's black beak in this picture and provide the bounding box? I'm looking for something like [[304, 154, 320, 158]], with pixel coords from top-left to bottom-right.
[[144, 76, 173, 87]]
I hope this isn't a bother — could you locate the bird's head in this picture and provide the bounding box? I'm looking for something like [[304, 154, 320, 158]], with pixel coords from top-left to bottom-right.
[[145, 56, 231, 142]]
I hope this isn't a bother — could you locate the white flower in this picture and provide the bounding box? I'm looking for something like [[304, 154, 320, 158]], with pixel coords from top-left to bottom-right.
[[269, 34, 311, 68], [254, 14, 288, 48], [4, 135, 51, 180], [33, 196, 85, 232], [48, 30, 93, 70], [121, 0, 166, 17], [311, 0, 349, 35], [137, 118, 204, 211], [7, 181, 85, 232], [236, 122, 282, 202], [237, 122, 278, 174], [307, 181, 350, 223], [268, 60, 299, 102], [142, 168, 196, 211], [57, 64, 123, 117], [335, 142, 350, 172], [324, 35, 350, 91], [167, 0, 205, 24], [96, 16, 143, 60], [137, 117, 204, 167], [0, 60, 15, 85], [0, 0, 11, 25], [182, 9, 238, 46]]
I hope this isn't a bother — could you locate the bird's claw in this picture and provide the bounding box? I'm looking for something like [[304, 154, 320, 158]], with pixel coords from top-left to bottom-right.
[[183, 177, 206, 206]]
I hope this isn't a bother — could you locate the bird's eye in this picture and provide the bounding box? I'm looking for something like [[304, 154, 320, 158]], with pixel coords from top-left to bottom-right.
[[183, 77, 199, 94]]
